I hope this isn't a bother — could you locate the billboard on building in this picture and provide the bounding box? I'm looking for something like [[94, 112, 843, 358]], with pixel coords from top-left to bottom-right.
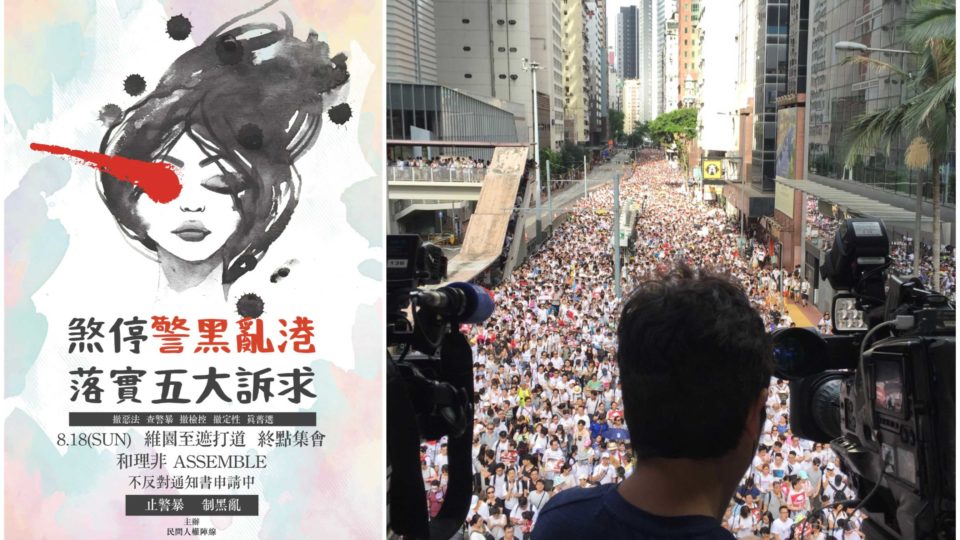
[[776, 107, 799, 179]]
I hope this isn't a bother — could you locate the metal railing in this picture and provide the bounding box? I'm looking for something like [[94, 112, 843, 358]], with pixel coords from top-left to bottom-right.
[[388, 166, 485, 183]]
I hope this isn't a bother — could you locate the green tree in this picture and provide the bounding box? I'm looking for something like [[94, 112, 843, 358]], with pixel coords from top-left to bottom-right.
[[649, 107, 699, 172], [559, 142, 587, 173], [609, 109, 625, 141], [539, 146, 565, 178], [843, 0, 954, 291], [626, 122, 650, 148]]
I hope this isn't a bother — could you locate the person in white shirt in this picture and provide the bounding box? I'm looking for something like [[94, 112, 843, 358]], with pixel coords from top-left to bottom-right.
[[573, 405, 590, 429], [468, 494, 490, 522], [486, 506, 508, 540], [590, 453, 617, 485], [728, 505, 757, 538], [468, 514, 489, 540], [755, 464, 775, 493], [503, 468, 522, 513], [552, 463, 575, 493], [509, 497, 538, 538], [542, 438, 564, 479], [528, 479, 551, 511], [770, 506, 794, 540]]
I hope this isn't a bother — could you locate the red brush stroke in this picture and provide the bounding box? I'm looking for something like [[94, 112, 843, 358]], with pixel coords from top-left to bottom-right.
[[29, 142, 182, 204]]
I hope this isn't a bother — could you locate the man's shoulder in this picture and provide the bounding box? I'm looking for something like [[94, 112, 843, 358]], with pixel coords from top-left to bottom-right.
[[532, 486, 610, 539], [539, 485, 607, 514], [533, 485, 735, 540]]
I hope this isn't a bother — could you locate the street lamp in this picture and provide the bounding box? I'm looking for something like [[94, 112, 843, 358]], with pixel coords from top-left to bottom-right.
[[522, 58, 543, 244], [834, 41, 915, 55], [835, 40, 924, 276]]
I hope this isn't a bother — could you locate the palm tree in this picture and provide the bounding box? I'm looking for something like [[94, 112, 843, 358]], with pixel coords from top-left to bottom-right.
[[843, 0, 955, 291]]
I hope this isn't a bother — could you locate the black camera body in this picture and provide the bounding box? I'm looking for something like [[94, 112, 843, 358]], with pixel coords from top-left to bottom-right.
[[386, 234, 485, 539], [772, 219, 955, 539]]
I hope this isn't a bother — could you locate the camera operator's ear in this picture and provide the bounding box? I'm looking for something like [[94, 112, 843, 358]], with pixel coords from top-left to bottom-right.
[[750, 388, 770, 440]]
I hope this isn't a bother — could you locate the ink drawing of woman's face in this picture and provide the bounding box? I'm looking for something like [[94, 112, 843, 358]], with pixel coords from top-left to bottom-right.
[[136, 134, 240, 263]]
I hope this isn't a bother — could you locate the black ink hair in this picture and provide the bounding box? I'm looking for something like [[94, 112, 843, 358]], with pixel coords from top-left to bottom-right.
[[98, 4, 348, 283]]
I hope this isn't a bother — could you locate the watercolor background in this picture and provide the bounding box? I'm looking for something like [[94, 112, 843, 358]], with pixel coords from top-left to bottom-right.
[[4, 1, 383, 538]]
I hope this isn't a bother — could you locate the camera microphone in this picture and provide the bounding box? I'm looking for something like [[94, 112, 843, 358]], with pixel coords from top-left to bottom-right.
[[416, 282, 495, 324]]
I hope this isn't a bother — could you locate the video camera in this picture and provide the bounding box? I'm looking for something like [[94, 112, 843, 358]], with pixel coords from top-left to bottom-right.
[[386, 234, 494, 539], [771, 219, 955, 539]]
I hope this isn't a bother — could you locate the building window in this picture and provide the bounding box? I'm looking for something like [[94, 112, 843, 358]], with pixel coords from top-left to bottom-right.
[[465, 73, 473, 78], [499, 74, 507, 79], [498, 46, 506, 52], [510, 74, 518, 80], [509, 47, 517, 52], [463, 46, 471, 51], [462, 18, 470, 24], [497, 19, 505, 25], [508, 19, 516, 25]]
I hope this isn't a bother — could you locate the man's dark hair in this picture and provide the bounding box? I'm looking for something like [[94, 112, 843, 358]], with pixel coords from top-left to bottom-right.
[[617, 265, 772, 460]]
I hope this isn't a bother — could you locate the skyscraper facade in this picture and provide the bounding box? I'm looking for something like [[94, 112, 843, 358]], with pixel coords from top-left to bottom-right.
[[531, 0, 566, 149], [751, 0, 790, 192], [564, 0, 589, 143], [386, 0, 438, 84], [637, 0, 657, 122], [657, 0, 677, 116], [677, 0, 700, 107], [617, 6, 639, 79]]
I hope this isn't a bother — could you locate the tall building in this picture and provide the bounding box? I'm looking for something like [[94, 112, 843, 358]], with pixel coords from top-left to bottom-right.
[[386, 0, 438, 84], [586, 1, 606, 143], [750, 0, 790, 193], [531, 0, 566, 149], [434, 1, 532, 148], [622, 79, 643, 135], [608, 46, 622, 112], [787, 0, 808, 95], [661, 9, 680, 115], [695, 3, 737, 155], [657, 0, 678, 115], [806, 0, 934, 195], [617, 6, 639, 79], [563, 0, 589, 143], [734, 0, 758, 173], [677, 0, 701, 107], [637, 0, 657, 122]]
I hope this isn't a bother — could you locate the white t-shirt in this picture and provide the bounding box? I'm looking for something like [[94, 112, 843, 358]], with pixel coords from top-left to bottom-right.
[[592, 463, 617, 485], [543, 448, 564, 473], [528, 490, 550, 511], [771, 517, 794, 540], [729, 513, 756, 538]]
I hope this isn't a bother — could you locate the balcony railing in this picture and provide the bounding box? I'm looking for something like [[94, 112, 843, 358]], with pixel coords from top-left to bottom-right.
[[388, 166, 486, 183]]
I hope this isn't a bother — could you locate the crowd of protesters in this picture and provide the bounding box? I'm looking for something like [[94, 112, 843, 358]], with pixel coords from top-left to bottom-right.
[[423, 151, 878, 539]]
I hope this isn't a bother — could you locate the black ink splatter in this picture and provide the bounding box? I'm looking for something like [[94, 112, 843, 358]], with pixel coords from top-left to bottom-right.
[[328, 103, 352, 125], [216, 35, 244, 65], [98, 104, 123, 128], [166, 14, 192, 41], [270, 266, 292, 283], [237, 123, 264, 150], [237, 293, 265, 318], [123, 74, 146, 96]]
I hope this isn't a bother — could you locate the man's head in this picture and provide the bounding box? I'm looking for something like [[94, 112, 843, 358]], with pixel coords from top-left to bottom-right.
[[616, 266, 772, 460]]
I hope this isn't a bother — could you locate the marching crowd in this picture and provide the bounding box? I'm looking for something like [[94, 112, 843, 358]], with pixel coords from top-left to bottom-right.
[[424, 152, 881, 539]]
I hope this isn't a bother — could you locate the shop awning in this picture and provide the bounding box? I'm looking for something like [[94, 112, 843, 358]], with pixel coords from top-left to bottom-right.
[[775, 177, 933, 228]]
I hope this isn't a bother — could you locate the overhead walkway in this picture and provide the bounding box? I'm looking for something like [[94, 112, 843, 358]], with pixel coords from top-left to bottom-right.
[[446, 146, 528, 283]]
